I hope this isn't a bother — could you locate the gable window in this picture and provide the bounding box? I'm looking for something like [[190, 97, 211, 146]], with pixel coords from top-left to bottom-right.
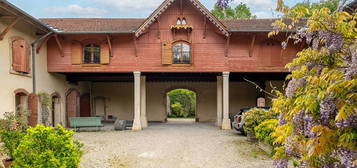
[[83, 44, 100, 64], [173, 42, 190, 64], [11, 37, 30, 73]]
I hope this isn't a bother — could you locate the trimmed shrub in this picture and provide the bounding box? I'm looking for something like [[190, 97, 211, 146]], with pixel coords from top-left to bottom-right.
[[242, 108, 277, 135], [254, 119, 279, 146], [12, 125, 83, 168]]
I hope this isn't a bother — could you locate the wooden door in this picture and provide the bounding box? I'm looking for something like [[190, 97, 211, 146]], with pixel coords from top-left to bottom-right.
[[80, 93, 91, 117], [66, 90, 79, 127]]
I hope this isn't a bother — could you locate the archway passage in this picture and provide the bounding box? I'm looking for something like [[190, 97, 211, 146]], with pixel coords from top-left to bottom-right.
[[166, 89, 197, 122]]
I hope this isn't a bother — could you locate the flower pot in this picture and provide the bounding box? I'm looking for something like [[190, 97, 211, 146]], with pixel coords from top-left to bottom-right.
[[3, 159, 13, 168]]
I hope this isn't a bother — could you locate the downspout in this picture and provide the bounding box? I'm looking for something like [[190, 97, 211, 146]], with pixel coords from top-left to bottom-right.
[[31, 32, 53, 93]]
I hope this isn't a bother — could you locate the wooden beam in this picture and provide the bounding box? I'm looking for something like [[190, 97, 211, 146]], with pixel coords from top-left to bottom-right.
[[157, 19, 161, 39], [36, 35, 52, 53], [54, 34, 64, 57], [249, 34, 256, 57], [0, 17, 20, 40], [133, 35, 138, 57], [203, 17, 207, 39], [106, 34, 113, 57], [225, 36, 230, 57]]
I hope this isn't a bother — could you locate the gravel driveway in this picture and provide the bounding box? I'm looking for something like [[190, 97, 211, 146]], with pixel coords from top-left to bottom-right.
[[75, 121, 274, 168]]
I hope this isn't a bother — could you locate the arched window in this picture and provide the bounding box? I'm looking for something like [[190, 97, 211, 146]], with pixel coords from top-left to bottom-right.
[[182, 18, 187, 25], [173, 42, 191, 64], [83, 44, 100, 64], [176, 18, 182, 25], [14, 89, 29, 111]]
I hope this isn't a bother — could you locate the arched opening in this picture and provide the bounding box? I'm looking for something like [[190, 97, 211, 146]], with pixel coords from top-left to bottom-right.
[[66, 89, 80, 127], [14, 88, 29, 111], [166, 88, 197, 122], [51, 92, 61, 126]]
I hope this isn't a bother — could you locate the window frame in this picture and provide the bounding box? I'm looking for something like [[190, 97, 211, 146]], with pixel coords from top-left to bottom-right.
[[83, 43, 101, 64], [172, 40, 191, 65]]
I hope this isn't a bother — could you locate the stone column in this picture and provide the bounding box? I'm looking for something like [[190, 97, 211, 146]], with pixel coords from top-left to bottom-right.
[[132, 71, 142, 131], [222, 72, 231, 130], [216, 76, 223, 127], [140, 76, 148, 128]]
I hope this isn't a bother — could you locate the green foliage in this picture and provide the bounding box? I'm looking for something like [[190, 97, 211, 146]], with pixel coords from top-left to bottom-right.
[[12, 125, 83, 168], [242, 108, 278, 135], [255, 119, 279, 146], [0, 109, 29, 158], [211, 3, 256, 19], [292, 0, 339, 17], [168, 89, 196, 118]]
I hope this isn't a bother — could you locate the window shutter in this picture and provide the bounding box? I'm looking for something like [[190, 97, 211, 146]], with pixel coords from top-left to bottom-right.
[[100, 43, 110, 65], [162, 41, 172, 65], [71, 42, 82, 65], [12, 39, 29, 73]]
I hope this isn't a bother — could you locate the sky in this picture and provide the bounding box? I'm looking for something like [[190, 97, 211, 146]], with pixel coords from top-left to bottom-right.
[[7, 0, 320, 19]]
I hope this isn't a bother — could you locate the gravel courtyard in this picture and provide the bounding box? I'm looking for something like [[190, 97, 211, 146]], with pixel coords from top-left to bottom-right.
[[75, 121, 274, 168]]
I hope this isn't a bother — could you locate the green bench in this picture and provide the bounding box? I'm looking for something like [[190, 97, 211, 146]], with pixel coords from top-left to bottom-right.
[[69, 117, 104, 131]]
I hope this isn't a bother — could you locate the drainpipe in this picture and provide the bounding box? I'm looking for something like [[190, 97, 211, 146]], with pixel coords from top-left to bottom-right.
[[31, 32, 53, 94]]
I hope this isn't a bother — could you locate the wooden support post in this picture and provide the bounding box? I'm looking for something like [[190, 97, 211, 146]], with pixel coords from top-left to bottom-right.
[[133, 35, 138, 57], [157, 19, 161, 39], [54, 34, 64, 57], [225, 35, 230, 57], [203, 17, 207, 39], [106, 34, 113, 57], [249, 34, 256, 57], [0, 17, 20, 40], [36, 35, 52, 53]]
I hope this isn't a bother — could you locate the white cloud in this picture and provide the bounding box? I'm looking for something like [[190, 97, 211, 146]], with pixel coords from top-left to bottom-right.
[[46, 4, 108, 17], [232, 0, 277, 18], [92, 0, 164, 12]]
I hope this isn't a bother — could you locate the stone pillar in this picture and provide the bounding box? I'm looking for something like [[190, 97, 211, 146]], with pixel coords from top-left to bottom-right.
[[132, 71, 142, 131], [216, 76, 223, 127], [140, 76, 148, 128], [222, 72, 231, 130]]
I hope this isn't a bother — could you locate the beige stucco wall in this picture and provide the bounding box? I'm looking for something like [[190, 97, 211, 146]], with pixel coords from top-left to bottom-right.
[[0, 20, 89, 126], [90, 80, 285, 123]]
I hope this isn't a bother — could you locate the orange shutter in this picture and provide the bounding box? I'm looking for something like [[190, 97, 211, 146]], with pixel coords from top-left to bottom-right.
[[162, 41, 172, 65], [100, 43, 110, 65], [12, 38, 29, 73], [71, 42, 82, 65]]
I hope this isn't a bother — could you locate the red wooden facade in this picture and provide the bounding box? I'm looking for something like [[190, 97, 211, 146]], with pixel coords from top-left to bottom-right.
[[45, 0, 299, 73]]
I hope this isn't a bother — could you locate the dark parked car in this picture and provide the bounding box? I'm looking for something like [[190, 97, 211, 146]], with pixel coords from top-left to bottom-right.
[[231, 107, 270, 135]]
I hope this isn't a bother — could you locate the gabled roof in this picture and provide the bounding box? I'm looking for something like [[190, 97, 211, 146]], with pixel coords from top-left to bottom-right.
[[135, 0, 230, 37]]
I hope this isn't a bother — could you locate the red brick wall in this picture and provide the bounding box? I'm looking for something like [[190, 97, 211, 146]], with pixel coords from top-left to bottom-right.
[[47, 0, 298, 73]]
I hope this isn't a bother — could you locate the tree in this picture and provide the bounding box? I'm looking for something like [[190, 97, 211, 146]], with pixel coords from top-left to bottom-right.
[[291, 0, 340, 17], [168, 89, 196, 118], [269, 1, 357, 168], [211, 2, 256, 19]]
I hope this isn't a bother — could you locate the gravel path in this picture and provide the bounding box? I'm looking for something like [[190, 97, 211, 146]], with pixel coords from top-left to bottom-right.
[[75, 121, 274, 168]]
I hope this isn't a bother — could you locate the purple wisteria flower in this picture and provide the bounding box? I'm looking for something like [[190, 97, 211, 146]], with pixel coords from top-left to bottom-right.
[[216, 0, 232, 9]]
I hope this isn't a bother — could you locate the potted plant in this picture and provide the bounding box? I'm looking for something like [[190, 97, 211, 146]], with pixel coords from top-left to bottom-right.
[[0, 109, 28, 167]]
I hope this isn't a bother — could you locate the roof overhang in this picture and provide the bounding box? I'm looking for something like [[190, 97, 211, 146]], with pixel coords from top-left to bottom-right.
[[135, 0, 229, 38], [0, 0, 51, 33]]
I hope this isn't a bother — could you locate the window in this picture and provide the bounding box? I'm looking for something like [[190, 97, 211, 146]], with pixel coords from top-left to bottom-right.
[[173, 42, 191, 64], [11, 37, 30, 73], [182, 18, 187, 25], [176, 18, 182, 25], [83, 44, 100, 64], [14, 89, 29, 111]]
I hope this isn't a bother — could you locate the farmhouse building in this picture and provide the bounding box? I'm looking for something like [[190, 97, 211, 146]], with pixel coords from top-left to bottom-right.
[[0, 0, 301, 130]]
